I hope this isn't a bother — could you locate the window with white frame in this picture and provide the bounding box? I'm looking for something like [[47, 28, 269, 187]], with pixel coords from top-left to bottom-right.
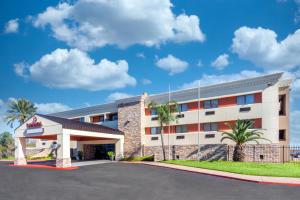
[[178, 104, 188, 112], [203, 99, 218, 109], [176, 125, 188, 133], [151, 127, 161, 135], [203, 123, 218, 131], [151, 108, 157, 115], [237, 94, 254, 105]]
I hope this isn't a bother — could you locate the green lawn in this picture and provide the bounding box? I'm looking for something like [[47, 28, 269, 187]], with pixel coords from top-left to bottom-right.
[[163, 160, 300, 178]]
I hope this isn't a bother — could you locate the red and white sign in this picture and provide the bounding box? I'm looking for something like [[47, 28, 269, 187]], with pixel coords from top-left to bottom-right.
[[26, 116, 42, 129]]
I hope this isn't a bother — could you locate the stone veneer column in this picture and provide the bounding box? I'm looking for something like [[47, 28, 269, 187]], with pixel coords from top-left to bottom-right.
[[14, 137, 27, 165], [117, 95, 146, 158], [56, 133, 71, 168]]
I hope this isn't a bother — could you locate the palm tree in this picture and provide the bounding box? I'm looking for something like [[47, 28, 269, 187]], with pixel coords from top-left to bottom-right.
[[5, 98, 37, 128], [148, 100, 179, 161], [221, 119, 269, 162]]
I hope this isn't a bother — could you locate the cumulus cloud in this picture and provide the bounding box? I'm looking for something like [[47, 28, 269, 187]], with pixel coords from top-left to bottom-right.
[[14, 48, 136, 91], [4, 18, 19, 33], [211, 54, 229, 70], [156, 54, 188, 75], [142, 79, 152, 85], [106, 92, 133, 102], [181, 70, 262, 89], [35, 103, 71, 114], [232, 26, 300, 70], [32, 0, 205, 50]]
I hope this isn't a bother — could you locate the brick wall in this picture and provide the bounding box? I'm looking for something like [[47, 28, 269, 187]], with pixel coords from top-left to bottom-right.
[[144, 144, 282, 162], [144, 144, 227, 161], [118, 101, 143, 158]]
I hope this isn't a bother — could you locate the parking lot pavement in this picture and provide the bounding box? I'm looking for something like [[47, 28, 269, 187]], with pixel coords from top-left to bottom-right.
[[0, 161, 300, 200]]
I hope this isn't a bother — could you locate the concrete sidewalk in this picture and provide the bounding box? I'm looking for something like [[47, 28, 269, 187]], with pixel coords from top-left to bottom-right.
[[128, 161, 300, 186]]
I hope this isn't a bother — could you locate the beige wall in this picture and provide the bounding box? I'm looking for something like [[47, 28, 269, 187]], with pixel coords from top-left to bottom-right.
[[279, 86, 290, 145]]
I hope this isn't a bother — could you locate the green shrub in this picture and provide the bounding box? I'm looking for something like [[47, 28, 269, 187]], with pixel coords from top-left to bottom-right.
[[121, 155, 154, 162]]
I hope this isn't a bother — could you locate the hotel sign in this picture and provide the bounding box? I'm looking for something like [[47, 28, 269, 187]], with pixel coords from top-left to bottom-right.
[[26, 117, 44, 134], [26, 117, 42, 129]]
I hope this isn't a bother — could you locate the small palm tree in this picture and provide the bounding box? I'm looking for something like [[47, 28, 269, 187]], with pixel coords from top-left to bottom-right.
[[221, 119, 269, 162], [5, 98, 37, 128], [148, 101, 179, 161]]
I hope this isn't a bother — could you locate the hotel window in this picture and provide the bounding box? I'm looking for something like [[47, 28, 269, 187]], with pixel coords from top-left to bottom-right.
[[90, 115, 104, 123], [107, 113, 118, 121], [178, 104, 188, 112], [279, 130, 286, 141], [151, 108, 157, 115], [203, 123, 218, 131], [279, 95, 286, 116], [237, 94, 254, 105], [203, 99, 218, 109], [176, 125, 188, 133], [151, 127, 161, 135]]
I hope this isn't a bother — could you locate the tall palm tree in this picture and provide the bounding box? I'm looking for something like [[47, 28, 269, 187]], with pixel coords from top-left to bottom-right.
[[221, 119, 269, 162], [148, 100, 179, 161], [5, 98, 37, 128]]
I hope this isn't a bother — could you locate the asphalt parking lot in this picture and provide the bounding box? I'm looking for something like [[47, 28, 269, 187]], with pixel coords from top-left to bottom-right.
[[0, 161, 299, 200]]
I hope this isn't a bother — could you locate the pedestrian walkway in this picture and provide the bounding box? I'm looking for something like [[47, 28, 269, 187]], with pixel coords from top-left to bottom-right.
[[72, 160, 112, 167], [128, 161, 300, 186]]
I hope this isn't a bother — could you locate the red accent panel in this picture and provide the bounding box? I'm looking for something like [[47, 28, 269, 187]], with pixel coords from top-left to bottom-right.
[[145, 127, 151, 135], [218, 120, 235, 131], [187, 101, 199, 110], [163, 126, 176, 134], [187, 124, 199, 132], [253, 118, 262, 129], [219, 96, 237, 107], [145, 108, 151, 116], [255, 93, 262, 103]]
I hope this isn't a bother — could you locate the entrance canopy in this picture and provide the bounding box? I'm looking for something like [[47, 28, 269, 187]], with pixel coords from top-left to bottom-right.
[[14, 114, 124, 168]]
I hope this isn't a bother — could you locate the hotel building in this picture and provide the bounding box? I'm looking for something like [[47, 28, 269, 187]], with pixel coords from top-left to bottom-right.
[[14, 73, 292, 167]]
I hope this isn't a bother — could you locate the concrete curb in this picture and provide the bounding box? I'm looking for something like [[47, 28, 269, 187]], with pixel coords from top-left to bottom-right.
[[9, 164, 79, 170], [126, 161, 300, 186]]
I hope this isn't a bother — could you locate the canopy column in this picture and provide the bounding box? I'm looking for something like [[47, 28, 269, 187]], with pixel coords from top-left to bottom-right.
[[115, 137, 124, 160], [56, 133, 71, 168], [14, 137, 27, 165]]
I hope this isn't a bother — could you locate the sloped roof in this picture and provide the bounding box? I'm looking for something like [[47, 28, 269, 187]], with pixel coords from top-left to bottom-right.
[[49, 73, 285, 118], [37, 114, 123, 135]]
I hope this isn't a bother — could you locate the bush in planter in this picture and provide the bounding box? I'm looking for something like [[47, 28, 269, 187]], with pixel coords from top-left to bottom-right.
[[107, 151, 115, 161], [121, 155, 154, 162]]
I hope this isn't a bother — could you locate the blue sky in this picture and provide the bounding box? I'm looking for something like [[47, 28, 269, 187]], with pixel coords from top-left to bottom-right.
[[0, 0, 299, 144]]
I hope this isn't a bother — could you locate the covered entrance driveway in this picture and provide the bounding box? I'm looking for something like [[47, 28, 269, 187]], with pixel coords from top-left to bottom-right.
[[14, 114, 124, 168]]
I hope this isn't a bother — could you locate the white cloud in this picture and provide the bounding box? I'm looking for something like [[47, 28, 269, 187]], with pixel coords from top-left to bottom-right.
[[35, 103, 71, 114], [14, 48, 136, 91], [232, 27, 300, 70], [4, 18, 19, 33], [136, 52, 145, 59], [106, 92, 133, 102], [32, 0, 205, 50], [197, 60, 203, 67], [156, 54, 188, 75], [211, 54, 229, 70], [142, 79, 152, 85], [181, 70, 262, 89]]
